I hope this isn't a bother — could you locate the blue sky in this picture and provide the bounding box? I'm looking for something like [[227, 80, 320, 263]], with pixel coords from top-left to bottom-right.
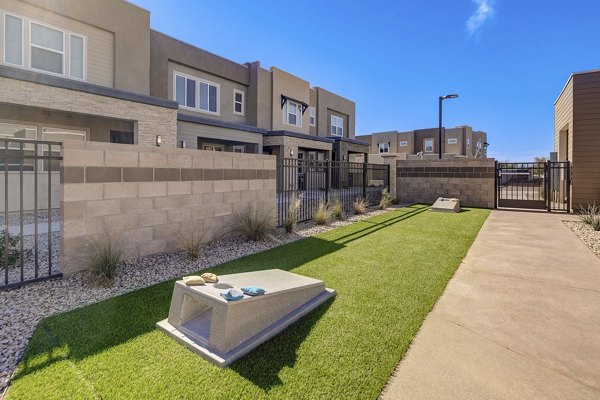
[[134, 0, 600, 161]]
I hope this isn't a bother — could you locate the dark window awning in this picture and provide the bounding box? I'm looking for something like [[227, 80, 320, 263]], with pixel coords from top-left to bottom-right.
[[281, 95, 309, 115]]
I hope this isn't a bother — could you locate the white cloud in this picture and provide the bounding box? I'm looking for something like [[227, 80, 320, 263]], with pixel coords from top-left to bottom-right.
[[466, 0, 495, 36]]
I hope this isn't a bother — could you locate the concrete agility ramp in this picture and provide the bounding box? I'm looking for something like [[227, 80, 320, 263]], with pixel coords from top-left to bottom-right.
[[431, 197, 461, 213], [156, 269, 335, 367]]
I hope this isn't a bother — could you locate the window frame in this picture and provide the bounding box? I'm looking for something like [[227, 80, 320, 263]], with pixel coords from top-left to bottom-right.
[[29, 20, 65, 77], [233, 89, 244, 116], [173, 71, 220, 115], [424, 139, 434, 153], [283, 99, 302, 127], [378, 143, 389, 154], [309, 106, 316, 126], [68, 33, 86, 80], [232, 145, 245, 153], [447, 138, 458, 145], [3, 12, 24, 67], [330, 115, 343, 136], [399, 140, 408, 147], [203, 144, 224, 152]]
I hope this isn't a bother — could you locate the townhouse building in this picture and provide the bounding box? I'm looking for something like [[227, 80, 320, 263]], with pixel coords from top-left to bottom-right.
[[357, 126, 488, 161], [0, 0, 368, 163]]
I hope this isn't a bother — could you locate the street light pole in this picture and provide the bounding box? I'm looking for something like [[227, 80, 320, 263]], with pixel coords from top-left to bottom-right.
[[438, 94, 459, 160]]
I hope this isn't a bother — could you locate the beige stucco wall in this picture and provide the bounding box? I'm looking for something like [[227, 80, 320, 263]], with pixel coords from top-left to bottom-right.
[[271, 67, 310, 133], [7, 0, 151, 94], [0, 76, 177, 147], [60, 140, 276, 274], [397, 159, 495, 208], [316, 87, 355, 139]]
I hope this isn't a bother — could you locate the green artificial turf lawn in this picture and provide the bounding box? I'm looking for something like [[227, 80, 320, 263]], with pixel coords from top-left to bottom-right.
[[7, 205, 489, 400]]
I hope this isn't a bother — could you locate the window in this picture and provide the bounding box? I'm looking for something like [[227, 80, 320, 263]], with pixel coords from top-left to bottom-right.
[[0, 122, 36, 171], [467, 138, 471, 146], [174, 72, 220, 114], [4, 14, 23, 66], [447, 138, 458, 145], [331, 115, 343, 136], [233, 89, 244, 115], [232, 145, 245, 153], [203, 144, 223, 152], [30, 22, 64, 75], [399, 141, 408, 147], [424, 139, 434, 153], [284, 100, 302, 127], [42, 127, 86, 170], [378, 143, 389, 153], [309, 107, 316, 126], [69, 34, 84, 79]]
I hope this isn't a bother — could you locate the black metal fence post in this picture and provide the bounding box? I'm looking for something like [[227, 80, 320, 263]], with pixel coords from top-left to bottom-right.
[[494, 160, 498, 209], [362, 162, 367, 199], [325, 160, 330, 204], [546, 161, 551, 212]]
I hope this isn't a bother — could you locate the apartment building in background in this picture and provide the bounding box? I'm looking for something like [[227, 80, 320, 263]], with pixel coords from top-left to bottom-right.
[[356, 126, 488, 161], [0, 0, 369, 163]]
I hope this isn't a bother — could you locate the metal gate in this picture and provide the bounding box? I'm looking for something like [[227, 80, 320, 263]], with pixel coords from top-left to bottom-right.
[[495, 161, 570, 212], [277, 158, 390, 225], [1, 137, 63, 290]]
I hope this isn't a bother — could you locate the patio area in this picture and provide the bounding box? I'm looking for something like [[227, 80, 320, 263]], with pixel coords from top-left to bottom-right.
[[382, 210, 600, 399]]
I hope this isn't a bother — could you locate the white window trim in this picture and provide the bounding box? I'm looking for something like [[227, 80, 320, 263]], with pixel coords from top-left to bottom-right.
[[232, 145, 245, 153], [309, 106, 316, 126], [447, 138, 458, 145], [233, 89, 244, 116], [283, 99, 302, 128], [424, 139, 434, 153], [399, 140, 408, 147], [203, 144, 224, 152], [330, 115, 343, 136], [3, 12, 24, 67], [173, 71, 221, 115], [378, 143, 389, 154], [1, 11, 87, 81]]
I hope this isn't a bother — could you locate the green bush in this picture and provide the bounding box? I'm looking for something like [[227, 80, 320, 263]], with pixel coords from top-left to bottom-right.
[[87, 237, 123, 286], [0, 229, 21, 266], [313, 200, 332, 225], [237, 205, 275, 241], [379, 188, 392, 210], [330, 200, 344, 220], [284, 194, 302, 233], [352, 197, 368, 215], [579, 203, 600, 231]]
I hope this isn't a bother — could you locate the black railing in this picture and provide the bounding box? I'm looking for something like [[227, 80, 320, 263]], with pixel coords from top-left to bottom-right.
[[1, 137, 63, 290], [276, 158, 390, 226]]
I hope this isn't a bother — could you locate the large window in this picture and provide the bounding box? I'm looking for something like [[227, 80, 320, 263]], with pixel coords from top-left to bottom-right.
[[309, 107, 316, 126], [447, 138, 458, 145], [2, 11, 86, 80], [174, 72, 219, 114], [330, 115, 343, 136], [378, 143, 389, 153], [233, 89, 244, 115], [424, 139, 434, 153], [284, 100, 302, 127]]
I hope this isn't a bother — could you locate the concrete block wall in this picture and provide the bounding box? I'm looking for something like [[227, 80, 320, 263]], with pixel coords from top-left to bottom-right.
[[397, 159, 495, 208], [61, 140, 276, 274]]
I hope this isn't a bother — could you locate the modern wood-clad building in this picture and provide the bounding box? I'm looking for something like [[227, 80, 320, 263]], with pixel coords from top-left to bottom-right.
[[555, 69, 600, 208]]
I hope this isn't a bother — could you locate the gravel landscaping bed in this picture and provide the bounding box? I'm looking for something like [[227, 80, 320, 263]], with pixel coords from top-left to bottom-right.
[[0, 209, 60, 228], [0, 204, 408, 394], [564, 220, 600, 258]]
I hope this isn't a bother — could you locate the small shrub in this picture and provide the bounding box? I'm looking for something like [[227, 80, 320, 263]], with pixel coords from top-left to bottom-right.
[[180, 232, 205, 259], [284, 193, 302, 233], [87, 236, 122, 286], [330, 200, 344, 220], [313, 200, 332, 225], [0, 229, 22, 266], [352, 197, 368, 215], [379, 188, 392, 210], [391, 197, 401, 205], [579, 203, 600, 231], [237, 204, 275, 241]]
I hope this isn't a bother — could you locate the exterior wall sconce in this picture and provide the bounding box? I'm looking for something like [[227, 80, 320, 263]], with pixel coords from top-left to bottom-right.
[[180, 140, 186, 149], [156, 135, 162, 147], [289, 149, 294, 157], [343, 155, 347, 161]]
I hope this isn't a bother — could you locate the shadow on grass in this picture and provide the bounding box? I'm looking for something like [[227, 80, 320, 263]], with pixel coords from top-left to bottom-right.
[[12, 204, 429, 389]]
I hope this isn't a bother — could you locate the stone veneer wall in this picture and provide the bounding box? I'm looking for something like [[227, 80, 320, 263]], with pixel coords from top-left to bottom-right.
[[61, 140, 276, 274], [396, 159, 495, 208]]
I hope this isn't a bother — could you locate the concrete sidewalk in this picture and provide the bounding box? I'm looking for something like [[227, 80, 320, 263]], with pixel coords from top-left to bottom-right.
[[381, 210, 600, 399]]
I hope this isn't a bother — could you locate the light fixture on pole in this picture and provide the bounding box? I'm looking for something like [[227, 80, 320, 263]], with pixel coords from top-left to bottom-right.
[[438, 94, 458, 159]]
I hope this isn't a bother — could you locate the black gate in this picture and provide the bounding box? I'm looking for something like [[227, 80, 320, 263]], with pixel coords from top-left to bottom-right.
[[276, 158, 390, 225], [495, 161, 570, 212], [1, 137, 63, 290]]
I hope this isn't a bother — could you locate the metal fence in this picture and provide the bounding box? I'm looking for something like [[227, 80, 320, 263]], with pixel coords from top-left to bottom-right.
[[1, 137, 63, 290], [276, 158, 390, 225]]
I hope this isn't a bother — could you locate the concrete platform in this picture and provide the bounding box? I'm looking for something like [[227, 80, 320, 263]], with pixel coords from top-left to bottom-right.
[[157, 269, 335, 367], [381, 210, 600, 399]]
